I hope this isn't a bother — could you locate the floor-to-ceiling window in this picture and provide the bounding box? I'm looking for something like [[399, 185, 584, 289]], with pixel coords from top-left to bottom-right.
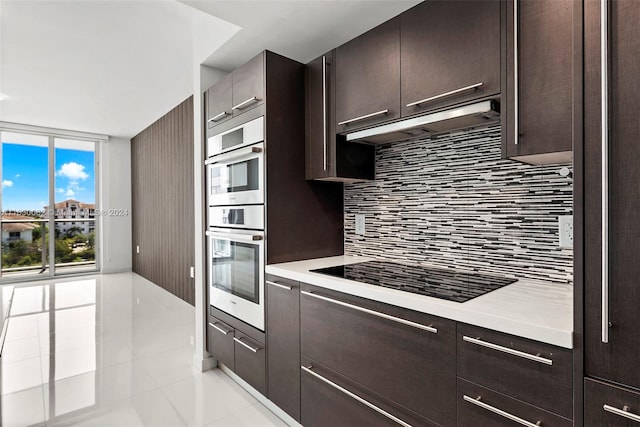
[[0, 129, 100, 281]]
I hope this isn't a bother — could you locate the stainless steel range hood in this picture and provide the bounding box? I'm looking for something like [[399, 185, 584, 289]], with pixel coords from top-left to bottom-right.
[[345, 100, 500, 144]]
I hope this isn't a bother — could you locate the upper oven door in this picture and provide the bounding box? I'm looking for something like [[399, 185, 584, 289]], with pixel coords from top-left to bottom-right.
[[207, 228, 265, 331], [207, 116, 264, 158], [205, 142, 264, 206]]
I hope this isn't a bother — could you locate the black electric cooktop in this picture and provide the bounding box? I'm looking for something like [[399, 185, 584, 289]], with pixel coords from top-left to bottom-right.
[[311, 261, 517, 303]]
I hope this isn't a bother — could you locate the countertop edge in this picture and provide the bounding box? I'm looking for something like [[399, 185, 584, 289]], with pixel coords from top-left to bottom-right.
[[266, 262, 573, 349]]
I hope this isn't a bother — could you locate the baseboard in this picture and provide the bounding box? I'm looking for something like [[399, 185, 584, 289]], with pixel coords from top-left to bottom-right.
[[193, 354, 217, 372], [218, 364, 302, 427]]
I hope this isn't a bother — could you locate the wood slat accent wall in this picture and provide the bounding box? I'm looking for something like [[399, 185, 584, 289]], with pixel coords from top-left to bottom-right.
[[131, 96, 195, 305]]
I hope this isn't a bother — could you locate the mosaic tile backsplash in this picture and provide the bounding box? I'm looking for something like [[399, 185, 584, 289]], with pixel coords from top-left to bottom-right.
[[344, 125, 573, 284]]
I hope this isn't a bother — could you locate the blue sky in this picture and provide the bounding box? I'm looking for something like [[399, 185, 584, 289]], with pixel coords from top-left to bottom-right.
[[2, 144, 95, 212]]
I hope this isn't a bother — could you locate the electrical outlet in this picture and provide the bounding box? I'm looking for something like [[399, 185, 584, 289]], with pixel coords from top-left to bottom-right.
[[355, 214, 365, 235], [190, 266, 195, 279], [559, 215, 573, 249], [136, 245, 140, 254]]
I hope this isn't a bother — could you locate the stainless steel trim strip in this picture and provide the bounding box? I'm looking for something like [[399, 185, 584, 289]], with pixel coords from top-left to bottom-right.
[[601, 0, 610, 344], [209, 322, 230, 335], [266, 280, 292, 291], [233, 337, 260, 353], [462, 336, 553, 365], [208, 111, 230, 122], [204, 142, 263, 165], [301, 290, 437, 334], [301, 366, 412, 427], [338, 109, 389, 126], [322, 55, 328, 171], [232, 97, 260, 111], [463, 395, 542, 427], [406, 82, 484, 107], [603, 404, 640, 423], [514, 0, 519, 145]]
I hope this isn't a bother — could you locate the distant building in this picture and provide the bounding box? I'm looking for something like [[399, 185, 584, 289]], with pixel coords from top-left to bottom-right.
[[53, 199, 96, 235], [1, 214, 39, 244]]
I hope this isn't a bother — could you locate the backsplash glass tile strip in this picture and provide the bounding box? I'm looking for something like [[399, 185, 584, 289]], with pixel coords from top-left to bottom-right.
[[344, 125, 573, 284]]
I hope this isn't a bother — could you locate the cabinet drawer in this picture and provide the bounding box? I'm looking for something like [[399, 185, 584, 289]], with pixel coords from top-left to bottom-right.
[[301, 357, 434, 427], [207, 317, 234, 370], [266, 275, 301, 421], [300, 285, 456, 426], [586, 378, 640, 426], [234, 331, 266, 395], [457, 323, 572, 419], [458, 379, 572, 427]]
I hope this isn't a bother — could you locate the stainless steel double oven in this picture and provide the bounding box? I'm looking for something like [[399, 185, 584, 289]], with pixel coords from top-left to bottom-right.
[[205, 116, 266, 331]]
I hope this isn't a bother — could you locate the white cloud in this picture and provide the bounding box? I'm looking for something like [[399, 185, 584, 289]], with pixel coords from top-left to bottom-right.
[[57, 162, 89, 180], [14, 174, 20, 178], [2, 180, 13, 188], [56, 188, 65, 193], [65, 189, 76, 197]]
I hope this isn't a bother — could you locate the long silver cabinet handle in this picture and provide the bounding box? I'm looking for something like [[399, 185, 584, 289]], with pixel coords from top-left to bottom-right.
[[514, 0, 519, 145], [232, 96, 261, 111], [406, 82, 484, 108], [301, 366, 412, 427], [207, 111, 230, 123], [209, 322, 230, 335], [322, 55, 328, 171], [600, 0, 610, 344], [604, 404, 640, 423], [301, 290, 437, 334], [462, 336, 553, 365], [266, 280, 292, 291], [463, 395, 542, 427], [338, 109, 389, 126], [233, 337, 261, 353]]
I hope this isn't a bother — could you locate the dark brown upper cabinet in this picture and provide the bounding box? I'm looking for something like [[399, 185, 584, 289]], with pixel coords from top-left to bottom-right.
[[504, 0, 574, 165], [206, 73, 233, 129], [400, 0, 501, 118], [205, 52, 265, 130], [305, 51, 375, 182], [231, 52, 265, 117], [335, 17, 401, 133]]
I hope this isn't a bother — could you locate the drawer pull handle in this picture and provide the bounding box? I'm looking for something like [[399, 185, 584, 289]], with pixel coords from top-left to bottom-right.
[[209, 322, 230, 336], [406, 82, 484, 108], [463, 395, 542, 427], [232, 96, 261, 111], [208, 111, 230, 122], [233, 337, 261, 353], [338, 109, 389, 126], [603, 404, 640, 423], [301, 290, 437, 334], [462, 336, 553, 366], [302, 365, 412, 427], [266, 280, 292, 291]]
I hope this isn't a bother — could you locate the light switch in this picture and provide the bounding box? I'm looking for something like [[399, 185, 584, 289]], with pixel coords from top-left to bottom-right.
[[355, 214, 365, 235], [559, 215, 573, 249]]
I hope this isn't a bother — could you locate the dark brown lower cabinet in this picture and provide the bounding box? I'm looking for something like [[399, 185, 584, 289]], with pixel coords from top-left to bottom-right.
[[266, 275, 301, 421], [585, 378, 640, 427], [233, 331, 266, 395], [300, 284, 456, 426], [458, 379, 572, 427], [457, 324, 573, 419], [301, 357, 433, 427], [207, 317, 235, 370]]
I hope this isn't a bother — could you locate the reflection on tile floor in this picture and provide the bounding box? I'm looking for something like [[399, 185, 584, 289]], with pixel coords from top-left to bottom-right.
[[1, 273, 286, 427]]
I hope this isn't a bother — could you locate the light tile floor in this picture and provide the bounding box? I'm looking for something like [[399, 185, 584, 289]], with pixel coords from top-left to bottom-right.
[[0, 273, 287, 427]]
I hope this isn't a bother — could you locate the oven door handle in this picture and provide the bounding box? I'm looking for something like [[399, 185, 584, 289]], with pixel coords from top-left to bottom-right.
[[205, 144, 263, 166], [206, 230, 264, 243]]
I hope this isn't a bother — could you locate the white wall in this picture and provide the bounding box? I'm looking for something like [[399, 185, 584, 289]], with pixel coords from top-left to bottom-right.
[[99, 137, 132, 273]]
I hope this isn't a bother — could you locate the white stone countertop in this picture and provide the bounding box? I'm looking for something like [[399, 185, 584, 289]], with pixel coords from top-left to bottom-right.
[[266, 256, 573, 349]]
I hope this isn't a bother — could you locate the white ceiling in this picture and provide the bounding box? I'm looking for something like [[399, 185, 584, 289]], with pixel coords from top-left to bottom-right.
[[0, 0, 419, 139]]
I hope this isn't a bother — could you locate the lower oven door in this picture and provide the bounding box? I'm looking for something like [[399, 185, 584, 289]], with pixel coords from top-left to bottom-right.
[[206, 228, 265, 331]]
